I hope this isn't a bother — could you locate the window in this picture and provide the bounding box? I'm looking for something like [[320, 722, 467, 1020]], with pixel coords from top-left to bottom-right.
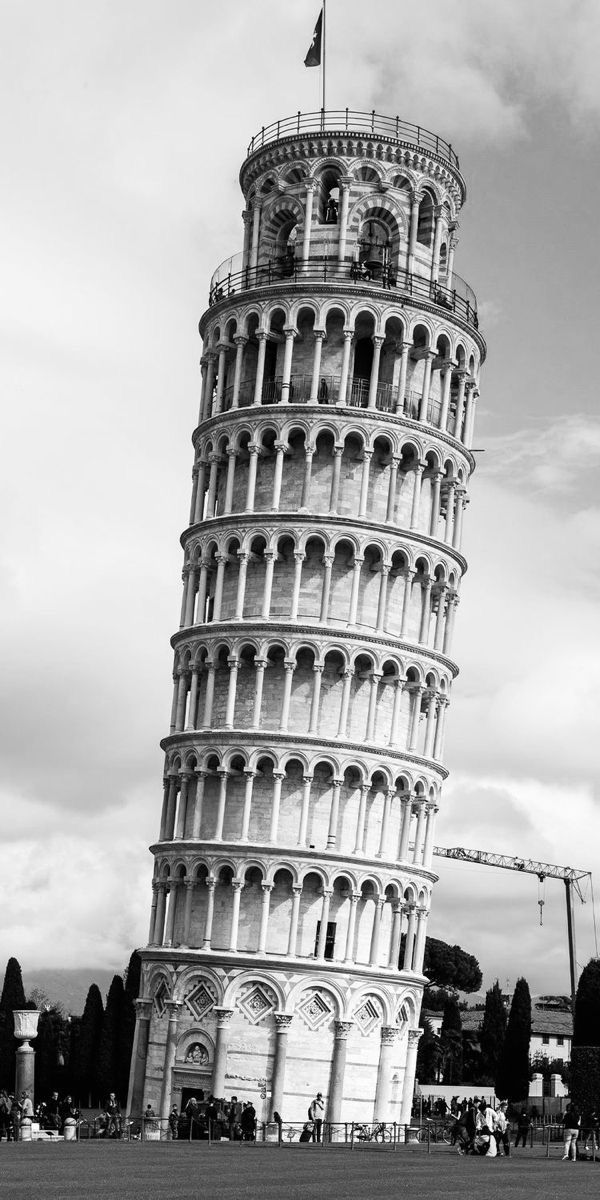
[[542, 1035, 550, 1045], [557, 1037, 564, 1046], [314, 920, 336, 960]]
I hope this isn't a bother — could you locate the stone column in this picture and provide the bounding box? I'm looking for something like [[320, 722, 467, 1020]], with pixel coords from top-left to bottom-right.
[[344, 893, 360, 962], [214, 769, 229, 840], [377, 788, 393, 857], [191, 770, 207, 838], [422, 804, 439, 869], [376, 565, 390, 633], [193, 458, 207, 524], [336, 669, 353, 738], [453, 489, 467, 551], [175, 773, 191, 838], [249, 201, 261, 271], [153, 883, 168, 945], [400, 569, 414, 638], [270, 1014, 293, 1120], [367, 336, 384, 409], [443, 594, 458, 655], [433, 697, 448, 760], [453, 370, 468, 437], [163, 878, 178, 946], [464, 386, 478, 448], [280, 327, 296, 402], [298, 774, 313, 845], [164, 775, 179, 839], [433, 585, 446, 650], [429, 471, 443, 537], [148, 881, 159, 944], [126, 998, 153, 1117], [328, 1022, 353, 1125], [14, 1011, 39, 1107], [252, 332, 267, 405], [269, 771, 285, 842], [407, 685, 423, 752], [413, 907, 429, 973], [399, 1029, 423, 1127], [309, 330, 326, 402], [212, 553, 227, 622], [337, 329, 353, 405], [397, 796, 413, 861], [212, 1008, 234, 1098], [258, 884, 273, 954], [240, 770, 256, 840], [386, 457, 400, 522], [290, 551, 305, 619], [223, 447, 238, 514], [430, 206, 444, 281], [369, 896, 385, 966], [261, 551, 275, 618], [308, 665, 323, 734], [235, 551, 249, 619], [439, 363, 453, 431], [287, 886, 303, 955], [252, 658, 267, 727], [302, 182, 315, 262], [374, 1026, 399, 1121], [229, 879, 243, 951], [186, 669, 199, 730], [423, 692, 438, 756], [418, 350, 436, 422], [300, 444, 314, 509], [244, 444, 260, 511], [159, 1001, 182, 1122], [320, 554, 334, 621], [271, 441, 287, 511], [407, 194, 420, 273], [403, 905, 417, 970], [279, 662, 295, 731], [231, 336, 247, 409], [326, 777, 343, 848], [365, 672, 382, 742], [444, 479, 456, 543], [388, 679, 403, 747], [358, 450, 373, 517], [353, 784, 370, 854], [410, 463, 424, 529], [328, 447, 343, 512], [202, 878, 216, 949], [337, 180, 351, 262], [348, 555, 363, 624], [224, 656, 240, 729], [412, 801, 427, 864], [316, 889, 332, 959], [389, 902, 404, 969], [182, 878, 195, 946], [175, 671, 188, 732], [397, 341, 411, 413]]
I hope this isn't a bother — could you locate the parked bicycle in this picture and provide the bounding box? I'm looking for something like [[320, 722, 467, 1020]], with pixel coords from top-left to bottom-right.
[[417, 1118, 453, 1144], [354, 1122, 392, 1143]]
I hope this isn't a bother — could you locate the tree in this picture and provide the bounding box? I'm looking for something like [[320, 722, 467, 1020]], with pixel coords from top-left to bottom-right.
[[422, 938, 482, 994], [573, 959, 600, 1047], [0, 958, 27, 1089], [496, 977, 531, 1101], [415, 1019, 442, 1084], [70, 984, 104, 1106], [117, 951, 141, 1104], [479, 980, 507, 1088], [34, 1006, 71, 1101], [571, 959, 600, 1121], [440, 996, 463, 1084], [94, 976, 125, 1105]]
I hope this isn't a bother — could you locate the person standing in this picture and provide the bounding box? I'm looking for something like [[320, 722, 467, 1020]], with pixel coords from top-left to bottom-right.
[[563, 1102, 581, 1162], [494, 1102, 510, 1156], [168, 1105, 179, 1139], [514, 1108, 531, 1148], [309, 1092, 324, 1143]]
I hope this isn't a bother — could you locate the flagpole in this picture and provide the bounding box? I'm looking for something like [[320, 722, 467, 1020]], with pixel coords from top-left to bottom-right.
[[322, 0, 327, 112]]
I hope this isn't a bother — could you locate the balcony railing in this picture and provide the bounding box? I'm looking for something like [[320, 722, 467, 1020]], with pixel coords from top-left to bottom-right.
[[208, 256, 479, 330], [245, 109, 459, 171], [216, 375, 450, 428]]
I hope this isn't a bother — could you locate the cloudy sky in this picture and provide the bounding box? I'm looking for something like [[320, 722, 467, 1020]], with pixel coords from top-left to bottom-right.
[[2, 0, 600, 1001]]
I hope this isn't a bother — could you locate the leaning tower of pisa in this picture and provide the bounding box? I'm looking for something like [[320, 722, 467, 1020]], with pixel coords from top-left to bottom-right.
[[127, 109, 485, 1128]]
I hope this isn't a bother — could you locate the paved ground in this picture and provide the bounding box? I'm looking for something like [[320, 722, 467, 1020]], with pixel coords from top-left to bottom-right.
[[2, 1142, 599, 1200]]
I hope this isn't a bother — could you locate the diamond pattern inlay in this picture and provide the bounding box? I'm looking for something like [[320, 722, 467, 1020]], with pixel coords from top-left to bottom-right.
[[238, 984, 276, 1025], [354, 997, 383, 1036], [297, 990, 333, 1031], [184, 982, 216, 1021]]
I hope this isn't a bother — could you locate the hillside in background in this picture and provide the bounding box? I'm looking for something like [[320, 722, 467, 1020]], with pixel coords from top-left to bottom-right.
[[25, 968, 118, 1015]]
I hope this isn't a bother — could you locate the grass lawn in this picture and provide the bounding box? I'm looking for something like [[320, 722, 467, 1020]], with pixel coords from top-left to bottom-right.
[[2, 1141, 599, 1200]]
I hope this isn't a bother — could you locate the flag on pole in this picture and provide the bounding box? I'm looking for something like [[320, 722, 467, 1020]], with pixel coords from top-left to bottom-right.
[[304, 9, 323, 67]]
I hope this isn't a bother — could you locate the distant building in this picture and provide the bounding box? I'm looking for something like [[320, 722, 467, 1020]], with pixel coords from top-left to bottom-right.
[[459, 997, 572, 1068]]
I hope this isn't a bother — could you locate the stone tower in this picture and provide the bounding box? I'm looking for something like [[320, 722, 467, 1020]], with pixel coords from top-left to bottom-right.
[[128, 110, 485, 1128]]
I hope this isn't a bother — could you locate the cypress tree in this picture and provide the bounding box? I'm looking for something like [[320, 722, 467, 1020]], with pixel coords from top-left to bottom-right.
[[415, 1018, 441, 1084], [117, 951, 141, 1104], [440, 995, 463, 1084], [71, 984, 104, 1107], [573, 959, 600, 1047], [571, 959, 600, 1121], [0, 958, 27, 1089], [94, 976, 124, 1106], [479, 980, 507, 1087], [496, 977, 531, 1100]]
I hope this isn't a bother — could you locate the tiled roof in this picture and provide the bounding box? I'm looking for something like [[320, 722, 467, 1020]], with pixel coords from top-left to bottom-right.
[[460, 1006, 572, 1038]]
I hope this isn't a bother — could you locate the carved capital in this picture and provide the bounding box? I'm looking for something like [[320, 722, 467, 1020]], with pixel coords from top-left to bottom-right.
[[334, 1020, 354, 1041], [274, 1012, 293, 1032]]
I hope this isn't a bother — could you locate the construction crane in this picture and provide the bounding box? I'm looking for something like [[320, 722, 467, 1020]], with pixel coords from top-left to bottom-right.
[[433, 846, 592, 1011]]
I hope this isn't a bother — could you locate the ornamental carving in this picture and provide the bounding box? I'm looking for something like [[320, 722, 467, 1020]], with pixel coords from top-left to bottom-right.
[[184, 1042, 210, 1065], [237, 982, 277, 1026], [296, 989, 334, 1032], [183, 981, 217, 1022], [353, 996, 383, 1037]]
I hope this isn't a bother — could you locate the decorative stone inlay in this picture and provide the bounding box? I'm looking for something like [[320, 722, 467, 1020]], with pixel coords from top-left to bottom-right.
[[297, 989, 334, 1031], [153, 980, 169, 1019], [237, 983, 277, 1026], [353, 996, 383, 1037], [184, 981, 216, 1021], [184, 1042, 210, 1065]]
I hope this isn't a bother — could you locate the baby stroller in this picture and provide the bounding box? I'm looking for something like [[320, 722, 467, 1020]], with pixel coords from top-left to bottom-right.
[[299, 1121, 314, 1143]]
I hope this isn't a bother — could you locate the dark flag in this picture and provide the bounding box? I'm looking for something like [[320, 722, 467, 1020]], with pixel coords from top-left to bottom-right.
[[304, 10, 323, 67]]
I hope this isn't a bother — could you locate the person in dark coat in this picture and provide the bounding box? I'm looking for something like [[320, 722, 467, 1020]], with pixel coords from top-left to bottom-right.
[[240, 1101, 256, 1141]]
